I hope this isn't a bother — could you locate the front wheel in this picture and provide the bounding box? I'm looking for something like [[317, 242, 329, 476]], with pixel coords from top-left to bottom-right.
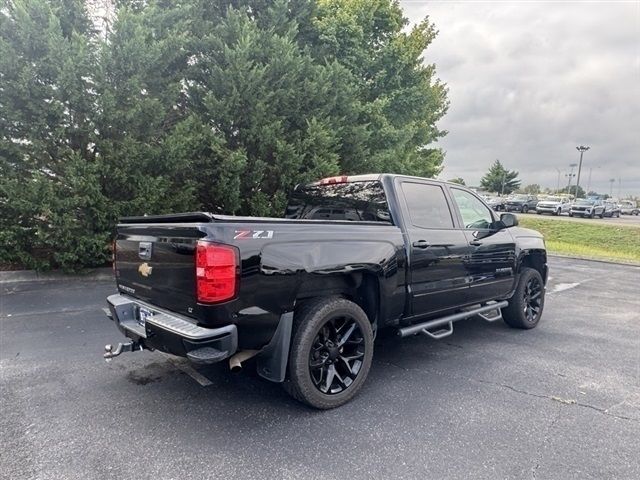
[[503, 267, 545, 329], [283, 297, 374, 409], [522, 205, 529, 214]]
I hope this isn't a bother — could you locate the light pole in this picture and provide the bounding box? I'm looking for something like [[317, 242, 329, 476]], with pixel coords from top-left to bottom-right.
[[566, 163, 577, 196], [586, 165, 600, 194], [554, 167, 562, 193], [609, 178, 615, 197], [575, 145, 590, 198]]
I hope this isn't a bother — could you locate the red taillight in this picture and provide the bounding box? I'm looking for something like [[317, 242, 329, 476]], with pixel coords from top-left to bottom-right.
[[195, 241, 239, 303], [318, 175, 348, 185]]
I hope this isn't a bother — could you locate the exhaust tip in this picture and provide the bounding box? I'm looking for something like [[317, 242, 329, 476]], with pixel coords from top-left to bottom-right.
[[228, 350, 259, 373]]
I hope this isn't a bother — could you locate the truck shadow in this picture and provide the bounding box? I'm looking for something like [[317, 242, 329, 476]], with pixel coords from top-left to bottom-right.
[[159, 315, 516, 411]]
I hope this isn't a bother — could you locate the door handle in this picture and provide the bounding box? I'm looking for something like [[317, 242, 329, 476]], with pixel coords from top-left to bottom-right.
[[412, 240, 431, 249], [469, 241, 482, 246]]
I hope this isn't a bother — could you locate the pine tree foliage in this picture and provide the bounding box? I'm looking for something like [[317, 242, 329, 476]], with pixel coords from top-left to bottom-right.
[[480, 160, 521, 195], [0, 0, 448, 270]]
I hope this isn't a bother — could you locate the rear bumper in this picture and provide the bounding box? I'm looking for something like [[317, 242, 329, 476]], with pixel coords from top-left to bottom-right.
[[106, 294, 237, 364]]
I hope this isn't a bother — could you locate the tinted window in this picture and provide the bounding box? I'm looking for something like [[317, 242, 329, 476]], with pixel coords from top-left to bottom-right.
[[401, 182, 454, 229], [451, 188, 494, 229], [285, 181, 391, 223]]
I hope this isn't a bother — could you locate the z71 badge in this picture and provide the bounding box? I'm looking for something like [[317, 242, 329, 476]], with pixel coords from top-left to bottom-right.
[[234, 230, 274, 240]]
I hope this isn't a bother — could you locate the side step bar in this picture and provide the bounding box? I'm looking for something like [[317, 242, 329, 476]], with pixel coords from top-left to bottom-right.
[[397, 301, 509, 339]]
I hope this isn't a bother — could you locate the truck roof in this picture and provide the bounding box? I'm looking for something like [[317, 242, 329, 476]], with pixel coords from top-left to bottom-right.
[[311, 173, 455, 187]]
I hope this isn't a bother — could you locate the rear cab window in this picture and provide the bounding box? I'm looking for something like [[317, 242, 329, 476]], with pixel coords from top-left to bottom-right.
[[285, 180, 392, 223], [400, 182, 454, 229]]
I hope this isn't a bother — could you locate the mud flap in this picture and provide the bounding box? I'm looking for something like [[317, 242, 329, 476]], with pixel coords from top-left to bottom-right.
[[256, 312, 293, 383]]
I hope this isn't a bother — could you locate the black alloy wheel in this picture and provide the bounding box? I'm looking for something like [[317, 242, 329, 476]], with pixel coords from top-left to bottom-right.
[[308, 316, 365, 394], [523, 275, 543, 324], [503, 267, 545, 329], [522, 205, 528, 213], [284, 297, 374, 409]]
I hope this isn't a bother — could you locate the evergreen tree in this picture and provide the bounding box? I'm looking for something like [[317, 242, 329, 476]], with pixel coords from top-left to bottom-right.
[[1, 0, 450, 269], [306, 0, 449, 177], [480, 160, 521, 195], [0, 0, 110, 269]]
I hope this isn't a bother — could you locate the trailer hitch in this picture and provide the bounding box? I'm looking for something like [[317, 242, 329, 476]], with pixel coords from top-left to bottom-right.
[[104, 341, 143, 361]]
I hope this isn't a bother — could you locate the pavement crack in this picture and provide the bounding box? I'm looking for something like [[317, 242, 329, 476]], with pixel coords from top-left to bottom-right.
[[474, 379, 639, 423], [378, 360, 639, 423], [531, 404, 562, 479]]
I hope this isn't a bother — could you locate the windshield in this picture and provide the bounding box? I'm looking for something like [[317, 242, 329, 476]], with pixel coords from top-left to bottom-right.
[[511, 195, 528, 201], [544, 197, 561, 202], [575, 199, 594, 206], [285, 181, 392, 223]]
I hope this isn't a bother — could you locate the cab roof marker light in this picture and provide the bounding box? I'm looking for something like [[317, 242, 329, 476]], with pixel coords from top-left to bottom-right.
[[318, 175, 349, 185]]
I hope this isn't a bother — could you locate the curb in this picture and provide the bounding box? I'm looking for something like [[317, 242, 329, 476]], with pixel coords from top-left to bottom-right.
[[547, 253, 640, 268], [0, 267, 113, 285]]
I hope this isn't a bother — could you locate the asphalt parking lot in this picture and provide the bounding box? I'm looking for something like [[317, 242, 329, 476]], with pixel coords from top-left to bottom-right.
[[1, 257, 639, 480]]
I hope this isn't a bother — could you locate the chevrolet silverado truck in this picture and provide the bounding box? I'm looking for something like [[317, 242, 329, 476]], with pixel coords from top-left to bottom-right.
[[104, 174, 548, 409], [536, 196, 571, 216]]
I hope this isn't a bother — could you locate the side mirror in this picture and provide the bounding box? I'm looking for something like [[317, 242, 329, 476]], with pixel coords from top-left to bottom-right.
[[500, 212, 518, 228]]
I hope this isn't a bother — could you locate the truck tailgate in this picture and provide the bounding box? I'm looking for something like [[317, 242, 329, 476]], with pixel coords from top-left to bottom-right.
[[114, 224, 204, 317]]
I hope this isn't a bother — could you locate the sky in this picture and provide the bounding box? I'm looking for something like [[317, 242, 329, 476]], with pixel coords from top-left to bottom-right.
[[400, 0, 640, 197]]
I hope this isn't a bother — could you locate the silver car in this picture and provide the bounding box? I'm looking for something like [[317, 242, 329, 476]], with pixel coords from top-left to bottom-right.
[[570, 199, 605, 218], [619, 200, 639, 215], [536, 196, 571, 216]]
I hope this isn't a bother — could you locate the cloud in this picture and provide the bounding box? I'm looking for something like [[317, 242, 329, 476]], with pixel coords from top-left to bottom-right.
[[401, 1, 640, 196]]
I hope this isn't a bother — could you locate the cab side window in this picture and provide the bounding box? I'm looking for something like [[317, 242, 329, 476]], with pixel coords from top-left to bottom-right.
[[451, 188, 494, 229], [401, 182, 454, 229]]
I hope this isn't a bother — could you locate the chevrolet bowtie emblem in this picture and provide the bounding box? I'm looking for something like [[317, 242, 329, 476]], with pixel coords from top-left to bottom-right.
[[138, 262, 153, 277]]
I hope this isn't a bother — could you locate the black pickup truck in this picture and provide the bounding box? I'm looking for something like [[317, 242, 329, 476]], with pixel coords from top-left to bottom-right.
[[105, 174, 547, 409]]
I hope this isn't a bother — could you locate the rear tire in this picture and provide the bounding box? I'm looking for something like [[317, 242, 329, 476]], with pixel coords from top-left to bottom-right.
[[283, 297, 374, 409], [503, 267, 545, 329]]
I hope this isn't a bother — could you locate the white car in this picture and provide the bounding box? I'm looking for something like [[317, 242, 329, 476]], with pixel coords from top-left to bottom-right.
[[619, 200, 639, 215], [536, 196, 571, 216]]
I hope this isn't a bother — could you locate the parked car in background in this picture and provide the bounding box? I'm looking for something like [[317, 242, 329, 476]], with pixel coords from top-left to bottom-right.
[[603, 201, 621, 218], [619, 200, 639, 215], [570, 199, 605, 218], [505, 194, 539, 213], [536, 196, 571, 216], [486, 196, 506, 211]]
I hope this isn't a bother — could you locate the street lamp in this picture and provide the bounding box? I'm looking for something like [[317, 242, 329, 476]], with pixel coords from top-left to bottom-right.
[[609, 178, 615, 197], [554, 167, 562, 193], [586, 165, 600, 194], [575, 145, 590, 198], [566, 163, 577, 195]]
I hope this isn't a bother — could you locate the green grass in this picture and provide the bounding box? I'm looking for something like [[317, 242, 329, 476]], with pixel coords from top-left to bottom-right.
[[517, 216, 640, 264]]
